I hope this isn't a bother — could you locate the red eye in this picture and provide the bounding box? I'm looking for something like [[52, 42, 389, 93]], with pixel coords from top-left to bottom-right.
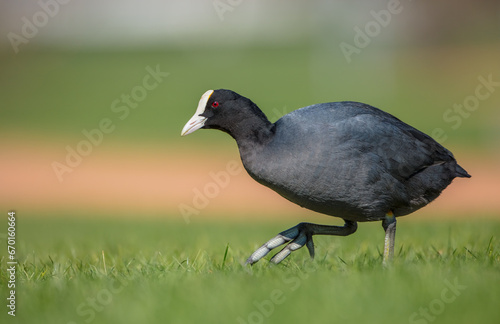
[[211, 101, 219, 108]]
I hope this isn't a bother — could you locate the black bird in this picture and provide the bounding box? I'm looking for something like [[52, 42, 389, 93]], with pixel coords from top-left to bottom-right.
[[181, 89, 470, 265]]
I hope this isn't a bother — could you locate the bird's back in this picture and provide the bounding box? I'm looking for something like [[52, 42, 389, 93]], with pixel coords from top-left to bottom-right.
[[241, 101, 469, 221]]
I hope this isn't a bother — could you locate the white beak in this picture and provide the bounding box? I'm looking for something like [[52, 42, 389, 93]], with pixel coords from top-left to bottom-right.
[[181, 114, 207, 136], [181, 90, 214, 136]]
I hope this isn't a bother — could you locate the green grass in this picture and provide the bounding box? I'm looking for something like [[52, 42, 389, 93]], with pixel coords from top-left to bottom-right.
[[1, 216, 499, 324]]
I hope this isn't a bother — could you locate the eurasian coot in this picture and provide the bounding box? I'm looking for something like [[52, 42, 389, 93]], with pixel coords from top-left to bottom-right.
[[181, 89, 470, 265]]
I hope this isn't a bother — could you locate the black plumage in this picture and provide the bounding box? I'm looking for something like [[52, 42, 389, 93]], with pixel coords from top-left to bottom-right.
[[181, 89, 470, 265]]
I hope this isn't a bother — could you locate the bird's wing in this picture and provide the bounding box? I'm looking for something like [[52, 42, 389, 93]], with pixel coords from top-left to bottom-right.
[[348, 110, 455, 182], [282, 102, 456, 182]]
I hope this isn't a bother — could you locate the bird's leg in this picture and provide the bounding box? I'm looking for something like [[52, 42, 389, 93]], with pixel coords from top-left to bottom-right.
[[245, 220, 357, 265], [382, 211, 397, 265]]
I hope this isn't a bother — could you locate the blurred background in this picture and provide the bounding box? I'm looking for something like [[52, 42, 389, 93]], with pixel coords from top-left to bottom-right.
[[1, 0, 499, 220]]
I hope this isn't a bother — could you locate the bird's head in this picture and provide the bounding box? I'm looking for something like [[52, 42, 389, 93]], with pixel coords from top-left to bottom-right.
[[181, 89, 271, 139]]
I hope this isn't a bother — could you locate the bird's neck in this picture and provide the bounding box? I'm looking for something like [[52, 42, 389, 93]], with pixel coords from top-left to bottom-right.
[[223, 105, 276, 150], [233, 118, 275, 183], [235, 119, 274, 143]]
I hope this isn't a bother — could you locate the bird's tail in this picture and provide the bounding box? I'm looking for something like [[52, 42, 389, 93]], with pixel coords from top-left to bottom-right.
[[455, 164, 471, 178]]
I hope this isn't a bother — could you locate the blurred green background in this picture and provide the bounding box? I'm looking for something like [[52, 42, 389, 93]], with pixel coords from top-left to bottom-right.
[[1, 44, 500, 147], [1, 1, 499, 149], [0, 1, 499, 324]]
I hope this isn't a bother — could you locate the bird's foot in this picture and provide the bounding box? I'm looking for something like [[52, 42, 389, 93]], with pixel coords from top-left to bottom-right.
[[245, 223, 315, 265], [382, 212, 397, 265]]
